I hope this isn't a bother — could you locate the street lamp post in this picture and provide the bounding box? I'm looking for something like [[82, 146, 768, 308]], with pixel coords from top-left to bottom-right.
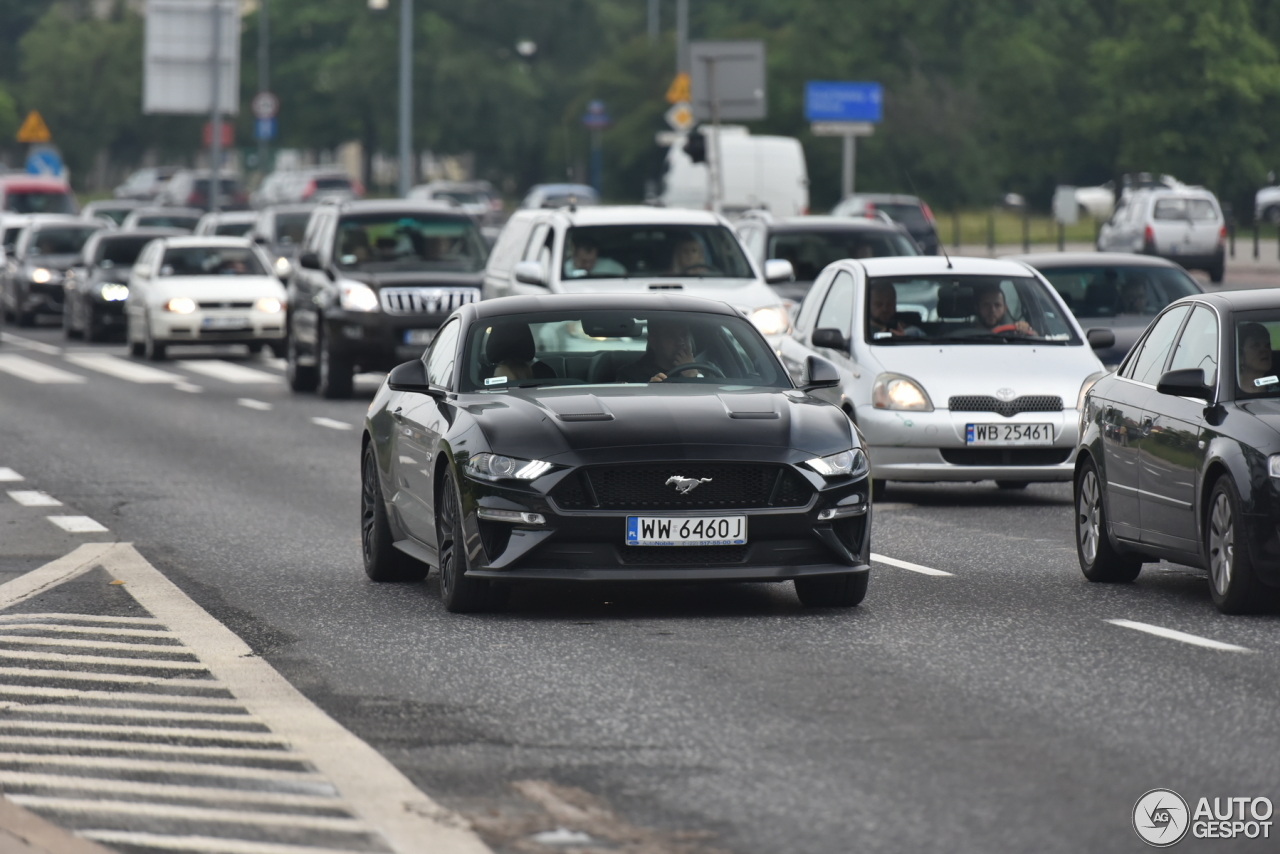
[[398, 0, 412, 197]]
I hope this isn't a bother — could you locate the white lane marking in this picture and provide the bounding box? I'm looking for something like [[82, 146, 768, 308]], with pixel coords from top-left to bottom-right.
[[0, 666, 216, 689], [0, 703, 257, 725], [0, 332, 62, 355], [7, 490, 62, 507], [0, 648, 206, 669], [63, 352, 185, 384], [7, 796, 370, 832], [262, 357, 288, 371], [0, 354, 85, 384], [0, 623, 177, 638], [1105, 619, 1251, 652], [238, 398, 274, 411], [175, 381, 204, 393], [0, 736, 302, 761], [0, 686, 241, 707], [45, 515, 109, 533], [0, 720, 284, 744], [0, 633, 183, 652], [311, 417, 354, 431], [80, 831, 373, 854], [871, 552, 954, 576], [179, 360, 283, 384], [0, 773, 341, 808], [0, 753, 328, 784], [0, 612, 162, 625], [0, 468, 24, 481]]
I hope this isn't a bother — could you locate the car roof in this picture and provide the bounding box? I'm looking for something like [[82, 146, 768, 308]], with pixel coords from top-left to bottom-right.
[[855, 255, 1036, 277], [129, 207, 204, 217], [1189, 290, 1280, 313], [765, 216, 905, 234], [546, 205, 725, 227], [324, 199, 471, 217], [96, 227, 184, 240], [469, 292, 741, 320], [202, 210, 258, 222], [0, 175, 70, 190], [85, 199, 142, 209], [25, 215, 97, 230], [846, 193, 921, 204], [263, 203, 318, 215], [158, 235, 258, 248], [1003, 252, 1183, 269]]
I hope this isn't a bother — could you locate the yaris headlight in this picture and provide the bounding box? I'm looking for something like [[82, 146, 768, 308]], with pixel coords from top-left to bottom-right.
[[872, 373, 933, 411], [804, 448, 869, 478], [466, 453, 552, 481]]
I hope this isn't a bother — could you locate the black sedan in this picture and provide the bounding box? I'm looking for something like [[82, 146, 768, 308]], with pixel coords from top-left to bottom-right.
[[63, 228, 183, 341], [3, 218, 101, 326], [1074, 289, 1280, 613], [362, 294, 872, 612], [1007, 252, 1202, 367]]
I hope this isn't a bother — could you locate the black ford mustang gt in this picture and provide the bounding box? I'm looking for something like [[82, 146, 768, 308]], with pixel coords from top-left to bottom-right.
[[361, 293, 872, 612]]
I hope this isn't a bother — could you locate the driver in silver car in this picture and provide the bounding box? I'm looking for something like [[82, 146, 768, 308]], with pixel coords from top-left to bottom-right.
[[616, 318, 706, 382], [975, 284, 1038, 336]]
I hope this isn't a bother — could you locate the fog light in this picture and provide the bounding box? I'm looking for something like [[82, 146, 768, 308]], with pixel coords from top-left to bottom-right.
[[477, 508, 546, 525], [818, 500, 866, 521]]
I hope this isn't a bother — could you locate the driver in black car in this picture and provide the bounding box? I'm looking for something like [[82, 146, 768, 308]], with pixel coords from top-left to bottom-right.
[[616, 318, 707, 383]]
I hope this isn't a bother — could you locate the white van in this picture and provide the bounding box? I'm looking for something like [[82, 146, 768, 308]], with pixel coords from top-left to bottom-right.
[[661, 127, 809, 218]]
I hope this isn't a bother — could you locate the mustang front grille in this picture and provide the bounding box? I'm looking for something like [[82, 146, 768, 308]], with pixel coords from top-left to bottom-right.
[[550, 463, 812, 511], [379, 287, 478, 316], [948, 395, 1063, 418]]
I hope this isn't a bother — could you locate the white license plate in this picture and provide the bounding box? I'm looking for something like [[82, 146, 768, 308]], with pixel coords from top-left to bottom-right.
[[403, 329, 435, 345], [966, 423, 1054, 445], [202, 316, 248, 329], [626, 516, 747, 546]]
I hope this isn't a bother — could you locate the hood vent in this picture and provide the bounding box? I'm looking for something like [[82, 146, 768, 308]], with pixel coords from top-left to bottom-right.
[[540, 394, 614, 423]]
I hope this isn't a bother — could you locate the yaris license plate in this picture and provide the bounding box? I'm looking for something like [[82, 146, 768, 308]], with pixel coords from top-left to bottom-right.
[[966, 423, 1054, 445], [626, 516, 747, 546]]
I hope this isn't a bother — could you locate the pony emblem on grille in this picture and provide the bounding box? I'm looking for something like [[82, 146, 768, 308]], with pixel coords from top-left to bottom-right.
[[666, 475, 712, 495]]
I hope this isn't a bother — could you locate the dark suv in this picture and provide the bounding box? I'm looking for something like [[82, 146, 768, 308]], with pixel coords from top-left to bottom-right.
[[286, 200, 489, 398], [829, 193, 940, 255]]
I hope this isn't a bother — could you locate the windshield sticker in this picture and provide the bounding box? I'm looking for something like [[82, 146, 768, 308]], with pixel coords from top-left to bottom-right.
[[484, 376, 508, 386], [873, 331, 893, 339], [1254, 376, 1278, 387]]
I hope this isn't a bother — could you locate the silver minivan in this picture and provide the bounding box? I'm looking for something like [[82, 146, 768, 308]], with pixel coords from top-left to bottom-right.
[[1097, 187, 1226, 282]]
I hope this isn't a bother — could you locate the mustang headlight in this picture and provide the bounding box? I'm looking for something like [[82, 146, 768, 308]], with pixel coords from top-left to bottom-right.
[[466, 453, 552, 481], [255, 297, 283, 313], [804, 448, 869, 478], [30, 268, 54, 284], [339, 281, 380, 312], [1078, 370, 1107, 411], [872, 373, 933, 411], [750, 305, 789, 335], [165, 296, 197, 314], [99, 283, 129, 302]]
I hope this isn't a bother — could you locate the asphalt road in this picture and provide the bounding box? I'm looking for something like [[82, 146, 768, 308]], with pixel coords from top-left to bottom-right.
[[1, 322, 1278, 854]]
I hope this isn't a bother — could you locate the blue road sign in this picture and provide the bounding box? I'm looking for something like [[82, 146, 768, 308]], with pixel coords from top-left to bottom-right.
[[24, 145, 64, 178], [581, 99, 610, 130], [255, 117, 277, 141], [805, 81, 882, 123]]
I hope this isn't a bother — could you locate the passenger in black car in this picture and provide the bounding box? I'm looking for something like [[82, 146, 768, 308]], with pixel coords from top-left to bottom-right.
[[486, 322, 555, 384], [1236, 322, 1276, 396], [616, 318, 704, 383]]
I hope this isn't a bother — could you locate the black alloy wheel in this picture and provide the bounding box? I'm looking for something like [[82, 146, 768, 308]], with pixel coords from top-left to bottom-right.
[[286, 323, 318, 392], [794, 571, 869, 608], [1206, 476, 1266, 614], [1074, 458, 1142, 582], [360, 444, 428, 582], [317, 324, 354, 400], [437, 468, 500, 613]]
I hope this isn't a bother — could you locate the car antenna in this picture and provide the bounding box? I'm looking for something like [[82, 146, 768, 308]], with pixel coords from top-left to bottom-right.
[[902, 166, 952, 269], [568, 193, 578, 213]]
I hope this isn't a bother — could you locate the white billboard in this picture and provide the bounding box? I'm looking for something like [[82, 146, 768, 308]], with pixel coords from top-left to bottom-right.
[[144, 0, 240, 115]]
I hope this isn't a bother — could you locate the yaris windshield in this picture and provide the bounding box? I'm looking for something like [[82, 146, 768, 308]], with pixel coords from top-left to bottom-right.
[[561, 225, 754, 280]]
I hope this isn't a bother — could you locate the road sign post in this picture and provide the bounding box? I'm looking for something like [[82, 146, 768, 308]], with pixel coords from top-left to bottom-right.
[[690, 41, 767, 214], [805, 82, 882, 199], [581, 100, 610, 195]]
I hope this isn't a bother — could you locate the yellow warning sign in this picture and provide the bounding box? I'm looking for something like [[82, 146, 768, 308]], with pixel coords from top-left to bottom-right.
[[666, 72, 691, 105], [15, 110, 51, 144]]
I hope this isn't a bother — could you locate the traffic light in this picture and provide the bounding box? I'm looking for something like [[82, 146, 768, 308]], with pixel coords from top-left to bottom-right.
[[683, 128, 706, 164]]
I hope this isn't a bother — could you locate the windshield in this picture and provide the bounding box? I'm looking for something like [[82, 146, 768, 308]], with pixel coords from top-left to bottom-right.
[[160, 246, 265, 276], [1153, 198, 1218, 221], [335, 213, 488, 273], [437, 191, 483, 205], [90, 207, 132, 225], [194, 179, 241, 195], [870, 202, 928, 229], [313, 177, 350, 190], [1038, 265, 1200, 318], [865, 274, 1079, 344], [274, 212, 310, 245], [96, 236, 157, 266], [138, 215, 199, 230], [30, 227, 99, 256], [561, 225, 753, 280], [459, 309, 789, 392], [768, 230, 918, 281], [5, 191, 74, 214], [214, 222, 254, 236]]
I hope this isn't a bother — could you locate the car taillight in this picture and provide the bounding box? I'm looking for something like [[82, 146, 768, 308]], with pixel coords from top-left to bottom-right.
[[301, 179, 316, 199], [1143, 225, 1155, 248], [352, 180, 365, 198], [921, 202, 936, 225], [864, 203, 876, 217], [188, 192, 204, 206], [1218, 225, 1227, 244]]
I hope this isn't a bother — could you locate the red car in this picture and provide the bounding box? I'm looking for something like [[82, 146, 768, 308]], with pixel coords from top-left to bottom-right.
[[0, 175, 77, 215]]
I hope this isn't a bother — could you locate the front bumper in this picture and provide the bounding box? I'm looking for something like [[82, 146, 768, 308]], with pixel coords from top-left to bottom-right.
[[322, 310, 451, 373], [856, 405, 1080, 482], [454, 460, 872, 583], [22, 281, 65, 315], [151, 307, 286, 345]]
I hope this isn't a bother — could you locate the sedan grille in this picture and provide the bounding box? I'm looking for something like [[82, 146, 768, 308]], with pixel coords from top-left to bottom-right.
[[551, 463, 812, 511], [948, 395, 1063, 418], [198, 301, 253, 309], [379, 287, 478, 316]]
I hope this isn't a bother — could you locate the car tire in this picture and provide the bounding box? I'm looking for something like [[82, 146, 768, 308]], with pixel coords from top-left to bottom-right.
[[62, 303, 81, 339], [360, 444, 428, 582], [286, 327, 318, 392], [1208, 254, 1225, 284], [795, 571, 868, 608], [1075, 459, 1142, 582], [317, 326, 354, 400], [246, 342, 264, 356], [1206, 476, 1266, 614], [437, 468, 497, 613], [84, 309, 104, 344], [143, 317, 166, 361], [996, 480, 1029, 490], [870, 479, 887, 503]]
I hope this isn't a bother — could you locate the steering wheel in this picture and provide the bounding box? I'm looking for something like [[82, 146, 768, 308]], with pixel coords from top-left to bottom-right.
[[679, 263, 718, 275], [988, 324, 1018, 334], [662, 361, 725, 381]]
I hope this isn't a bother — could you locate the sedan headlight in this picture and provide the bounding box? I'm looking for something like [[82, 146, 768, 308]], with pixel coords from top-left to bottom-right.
[[255, 297, 283, 313], [339, 281, 380, 312], [274, 256, 293, 277], [165, 296, 196, 314], [99, 283, 129, 302], [30, 268, 54, 284], [465, 453, 552, 481], [1268, 455, 1280, 479], [872, 373, 933, 411], [805, 448, 870, 478], [1077, 371, 1107, 411], [750, 305, 789, 335]]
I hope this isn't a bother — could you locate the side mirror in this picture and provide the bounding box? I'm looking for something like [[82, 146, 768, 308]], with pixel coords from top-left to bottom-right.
[[1086, 328, 1116, 350], [299, 251, 321, 270], [386, 359, 444, 397], [810, 327, 849, 353], [514, 260, 547, 286], [764, 258, 795, 284], [801, 355, 841, 391], [1156, 368, 1212, 402], [252, 234, 268, 245]]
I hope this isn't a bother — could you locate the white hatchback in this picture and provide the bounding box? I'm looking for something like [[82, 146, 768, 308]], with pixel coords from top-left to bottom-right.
[[778, 256, 1113, 496], [124, 236, 287, 360], [1097, 187, 1226, 282]]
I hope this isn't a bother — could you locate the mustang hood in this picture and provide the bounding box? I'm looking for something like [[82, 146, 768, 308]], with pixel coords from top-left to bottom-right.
[[867, 343, 1105, 407], [462, 385, 851, 462]]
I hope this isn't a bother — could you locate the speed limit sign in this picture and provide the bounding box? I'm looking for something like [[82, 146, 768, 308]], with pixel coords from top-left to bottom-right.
[[252, 92, 279, 120]]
